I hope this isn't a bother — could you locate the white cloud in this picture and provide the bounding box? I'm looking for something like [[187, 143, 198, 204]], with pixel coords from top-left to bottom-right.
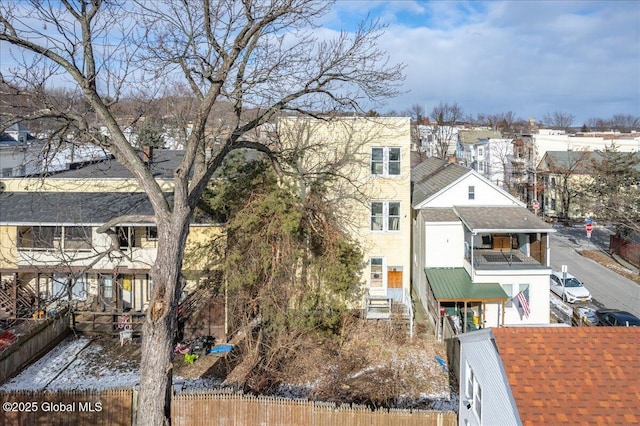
[[342, 0, 640, 123]]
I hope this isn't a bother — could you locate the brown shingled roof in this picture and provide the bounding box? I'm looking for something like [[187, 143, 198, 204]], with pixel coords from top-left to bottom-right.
[[493, 327, 640, 425]]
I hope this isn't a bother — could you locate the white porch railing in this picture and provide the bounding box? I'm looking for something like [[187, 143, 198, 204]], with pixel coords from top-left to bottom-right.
[[402, 288, 414, 339]]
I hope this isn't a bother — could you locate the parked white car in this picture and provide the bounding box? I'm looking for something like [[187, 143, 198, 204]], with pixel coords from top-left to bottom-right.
[[550, 271, 592, 303]]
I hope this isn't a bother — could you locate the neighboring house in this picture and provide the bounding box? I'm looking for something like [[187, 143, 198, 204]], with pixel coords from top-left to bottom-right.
[[0, 133, 28, 178], [461, 137, 516, 190], [533, 130, 638, 166], [0, 124, 39, 177], [458, 326, 640, 426], [411, 157, 554, 339], [0, 149, 223, 319], [456, 129, 502, 167], [417, 125, 459, 158], [536, 150, 601, 220], [537, 150, 640, 221], [510, 135, 538, 207], [1, 124, 109, 178], [276, 117, 413, 324]]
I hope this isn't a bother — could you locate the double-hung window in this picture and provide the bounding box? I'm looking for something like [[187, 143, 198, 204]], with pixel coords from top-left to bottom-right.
[[371, 147, 401, 177], [371, 201, 400, 232]]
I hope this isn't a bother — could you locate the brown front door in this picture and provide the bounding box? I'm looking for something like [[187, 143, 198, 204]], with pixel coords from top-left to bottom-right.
[[388, 269, 403, 288]]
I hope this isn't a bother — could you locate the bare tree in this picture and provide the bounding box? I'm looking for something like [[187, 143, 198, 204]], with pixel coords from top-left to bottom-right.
[[429, 101, 462, 159], [0, 1, 403, 423], [539, 150, 592, 224], [487, 138, 516, 193], [584, 115, 639, 133], [404, 103, 425, 124], [583, 145, 640, 236], [609, 114, 640, 133], [542, 111, 575, 132]]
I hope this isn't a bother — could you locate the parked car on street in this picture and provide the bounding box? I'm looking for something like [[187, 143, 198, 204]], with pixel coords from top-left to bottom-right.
[[550, 271, 592, 303], [595, 309, 640, 327]]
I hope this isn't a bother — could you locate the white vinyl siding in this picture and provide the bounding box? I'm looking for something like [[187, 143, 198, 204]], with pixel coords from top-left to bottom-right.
[[371, 201, 400, 232], [371, 147, 401, 177]]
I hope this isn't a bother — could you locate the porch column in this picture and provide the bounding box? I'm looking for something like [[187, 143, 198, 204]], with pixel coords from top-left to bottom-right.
[[464, 301, 468, 333], [546, 233, 551, 267], [501, 302, 506, 327], [470, 234, 475, 278], [36, 273, 40, 311]]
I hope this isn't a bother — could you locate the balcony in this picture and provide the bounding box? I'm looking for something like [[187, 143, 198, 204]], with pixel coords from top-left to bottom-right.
[[465, 232, 550, 271], [471, 249, 546, 270]]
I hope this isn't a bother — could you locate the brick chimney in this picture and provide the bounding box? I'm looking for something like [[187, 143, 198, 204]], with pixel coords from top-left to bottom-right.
[[447, 154, 456, 164]]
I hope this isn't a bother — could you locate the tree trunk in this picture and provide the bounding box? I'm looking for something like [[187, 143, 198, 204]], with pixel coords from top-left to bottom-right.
[[137, 211, 191, 425]]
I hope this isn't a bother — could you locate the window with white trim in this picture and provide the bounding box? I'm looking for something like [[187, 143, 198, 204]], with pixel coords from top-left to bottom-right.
[[370, 258, 384, 287], [371, 147, 401, 177], [465, 362, 482, 422], [473, 381, 482, 421], [465, 361, 474, 398], [370, 201, 400, 231], [468, 186, 475, 200]]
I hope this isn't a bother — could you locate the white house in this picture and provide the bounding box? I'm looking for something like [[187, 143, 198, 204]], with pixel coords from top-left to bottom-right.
[[416, 125, 459, 157], [411, 157, 554, 338], [533, 130, 639, 165], [1, 124, 109, 177]]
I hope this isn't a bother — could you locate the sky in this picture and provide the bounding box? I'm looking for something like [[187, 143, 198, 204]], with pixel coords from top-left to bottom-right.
[[1, 1, 638, 127], [322, 0, 640, 125]]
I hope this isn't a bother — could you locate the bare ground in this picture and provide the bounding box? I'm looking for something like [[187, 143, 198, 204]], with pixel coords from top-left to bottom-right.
[[7, 318, 453, 409], [222, 320, 453, 409]]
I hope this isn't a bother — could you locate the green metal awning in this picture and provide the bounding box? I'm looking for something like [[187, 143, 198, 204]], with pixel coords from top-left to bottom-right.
[[425, 267, 508, 302]]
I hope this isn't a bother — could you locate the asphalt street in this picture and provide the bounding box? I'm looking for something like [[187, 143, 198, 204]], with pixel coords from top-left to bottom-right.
[[549, 223, 640, 318]]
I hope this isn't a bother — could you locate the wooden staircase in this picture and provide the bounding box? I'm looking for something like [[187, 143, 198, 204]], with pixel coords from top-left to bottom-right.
[[364, 290, 414, 337], [0, 281, 37, 319], [365, 295, 392, 319]]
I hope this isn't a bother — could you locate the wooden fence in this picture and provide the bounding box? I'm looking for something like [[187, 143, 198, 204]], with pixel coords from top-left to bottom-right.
[[610, 235, 640, 268], [172, 391, 457, 426], [0, 389, 457, 426], [0, 308, 70, 384], [0, 389, 132, 426]]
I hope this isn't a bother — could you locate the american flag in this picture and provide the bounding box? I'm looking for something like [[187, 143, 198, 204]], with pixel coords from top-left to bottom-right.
[[516, 288, 530, 318]]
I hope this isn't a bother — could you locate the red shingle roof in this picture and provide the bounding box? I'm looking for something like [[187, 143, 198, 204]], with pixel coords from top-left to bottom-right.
[[493, 327, 640, 425]]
